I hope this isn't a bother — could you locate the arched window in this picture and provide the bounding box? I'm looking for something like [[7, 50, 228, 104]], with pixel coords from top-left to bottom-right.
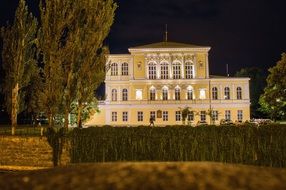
[[122, 89, 128, 101], [224, 87, 230, 100], [160, 62, 169, 79], [150, 88, 156, 101], [111, 89, 117, 101], [175, 88, 180, 100], [121, 62, 128, 76], [148, 62, 156, 79], [173, 62, 181, 79], [187, 86, 193, 100], [236, 87, 242, 99], [185, 62, 194, 79], [111, 63, 118, 76], [162, 88, 168, 100], [212, 87, 218, 100]]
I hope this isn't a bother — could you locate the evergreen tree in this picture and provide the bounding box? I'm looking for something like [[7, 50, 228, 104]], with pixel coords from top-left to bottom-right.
[[259, 53, 286, 120], [38, 0, 76, 126], [1, 0, 37, 134], [63, 0, 116, 128]]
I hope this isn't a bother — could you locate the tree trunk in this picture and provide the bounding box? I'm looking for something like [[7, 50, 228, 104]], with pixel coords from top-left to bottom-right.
[[11, 83, 19, 135], [64, 108, 69, 128], [48, 113, 53, 128], [77, 102, 82, 128]]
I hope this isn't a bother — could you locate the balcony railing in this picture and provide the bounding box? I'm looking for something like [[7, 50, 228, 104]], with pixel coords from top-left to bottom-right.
[[100, 99, 250, 105]]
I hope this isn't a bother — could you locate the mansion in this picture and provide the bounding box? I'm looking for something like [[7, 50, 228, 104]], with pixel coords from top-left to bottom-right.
[[86, 41, 250, 126]]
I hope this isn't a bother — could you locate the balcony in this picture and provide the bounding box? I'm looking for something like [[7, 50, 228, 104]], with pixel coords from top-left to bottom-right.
[[102, 99, 250, 105]]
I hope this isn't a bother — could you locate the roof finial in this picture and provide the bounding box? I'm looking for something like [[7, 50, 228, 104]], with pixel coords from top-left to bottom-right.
[[165, 24, 168, 42]]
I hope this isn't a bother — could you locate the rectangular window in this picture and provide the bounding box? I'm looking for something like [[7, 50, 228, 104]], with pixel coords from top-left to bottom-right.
[[149, 64, 156, 79], [237, 110, 243, 122], [173, 64, 181, 79], [175, 111, 181, 121], [185, 64, 194, 79], [200, 111, 206, 122], [150, 111, 156, 121], [225, 110, 231, 120], [112, 112, 117, 122], [188, 111, 194, 121], [122, 112, 128, 122], [163, 111, 168, 121], [212, 110, 218, 121], [137, 111, 143, 122]]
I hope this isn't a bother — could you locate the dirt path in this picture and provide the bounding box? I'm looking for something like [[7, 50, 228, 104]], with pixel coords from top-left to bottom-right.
[[0, 162, 286, 190]]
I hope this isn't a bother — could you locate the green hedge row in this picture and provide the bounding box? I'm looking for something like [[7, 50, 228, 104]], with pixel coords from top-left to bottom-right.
[[69, 125, 286, 167]]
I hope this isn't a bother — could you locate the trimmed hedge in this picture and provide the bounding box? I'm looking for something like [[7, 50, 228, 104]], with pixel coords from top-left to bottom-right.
[[69, 125, 286, 167]]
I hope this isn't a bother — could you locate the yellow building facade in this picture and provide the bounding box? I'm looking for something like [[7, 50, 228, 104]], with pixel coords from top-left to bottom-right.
[[86, 41, 250, 126]]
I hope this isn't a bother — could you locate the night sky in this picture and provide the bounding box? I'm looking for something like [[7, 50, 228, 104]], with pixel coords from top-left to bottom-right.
[[1, 0, 286, 76]]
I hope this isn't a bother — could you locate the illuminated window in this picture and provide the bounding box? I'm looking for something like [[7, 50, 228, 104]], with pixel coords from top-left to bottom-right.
[[111, 112, 117, 122], [160, 62, 169, 79], [162, 88, 168, 100], [121, 62, 128, 76], [173, 62, 181, 79], [111, 63, 118, 76], [237, 87, 242, 99], [185, 62, 194, 79], [225, 110, 231, 120], [212, 87, 218, 100], [237, 110, 243, 122], [175, 88, 180, 100], [224, 87, 230, 100], [122, 112, 128, 122], [150, 111, 156, 121], [150, 88, 156, 100], [187, 86, 193, 100], [175, 111, 181, 121], [199, 89, 206, 99], [122, 89, 128, 101], [148, 62, 156, 79], [200, 111, 206, 121], [188, 111, 194, 121], [163, 111, 168, 121], [136, 89, 143, 100], [137, 111, 143, 121], [212, 110, 218, 121], [111, 89, 117, 101]]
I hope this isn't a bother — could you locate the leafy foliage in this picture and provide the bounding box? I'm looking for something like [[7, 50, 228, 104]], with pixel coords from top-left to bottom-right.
[[69, 125, 286, 167], [259, 53, 286, 120], [0, 0, 38, 133], [235, 67, 267, 118]]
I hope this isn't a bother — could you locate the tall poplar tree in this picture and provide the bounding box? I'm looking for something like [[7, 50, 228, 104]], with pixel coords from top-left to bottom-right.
[[63, 0, 116, 128], [1, 0, 38, 134], [38, 0, 76, 126]]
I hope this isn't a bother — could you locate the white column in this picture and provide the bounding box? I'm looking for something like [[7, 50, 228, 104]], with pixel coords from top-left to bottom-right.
[[157, 61, 160, 79], [232, 84, 235, 100], [130, 57, 134, 80], [145, 61, 149, 79], [118, 62, 122, 76], [206, 53, 209, 78], [181, 57, 185, 79], [169, 56, 172, 79]]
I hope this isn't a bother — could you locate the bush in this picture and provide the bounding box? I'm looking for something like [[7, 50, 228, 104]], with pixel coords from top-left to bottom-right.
[[69, 124, 286, 167]]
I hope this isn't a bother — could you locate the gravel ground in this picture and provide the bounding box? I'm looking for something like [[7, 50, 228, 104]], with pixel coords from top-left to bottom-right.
[[0, 162, 286, 190]]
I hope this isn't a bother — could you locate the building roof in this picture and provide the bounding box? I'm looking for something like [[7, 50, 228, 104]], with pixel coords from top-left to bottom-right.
[[130, 41, 208, 49]]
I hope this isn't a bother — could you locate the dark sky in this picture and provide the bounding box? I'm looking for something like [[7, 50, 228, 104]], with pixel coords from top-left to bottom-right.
[[1, 0, 286, 75]]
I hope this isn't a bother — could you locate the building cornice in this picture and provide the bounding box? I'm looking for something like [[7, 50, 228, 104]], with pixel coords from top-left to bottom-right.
[[128, 47, 211, 53]]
